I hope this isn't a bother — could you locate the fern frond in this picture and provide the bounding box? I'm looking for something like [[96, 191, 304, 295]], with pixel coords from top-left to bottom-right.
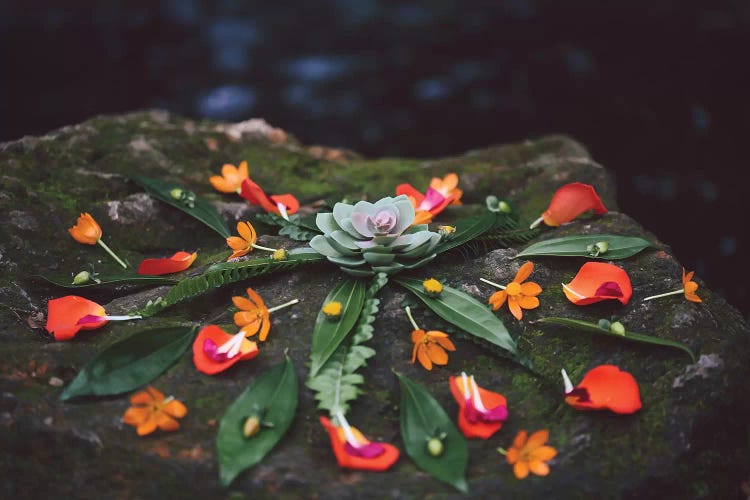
[[254, 213, 322, 241], [306, 273, 388, 417], [138, 248, 325, 317]]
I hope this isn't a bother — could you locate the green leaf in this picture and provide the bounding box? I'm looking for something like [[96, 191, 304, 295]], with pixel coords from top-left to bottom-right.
[[395, 277, 517, 357], [34, 273, 177, 289], [516, 234, 654, 260], [435, 210, 497, 255], [253, 212, 322, 241], [308, 279, 367, 377], [217, 355, 298, 487], [396, 372, 468, 493], [60, 326, 196, 400], [536, 317, 696, 362], [131, 175, 231, 238]]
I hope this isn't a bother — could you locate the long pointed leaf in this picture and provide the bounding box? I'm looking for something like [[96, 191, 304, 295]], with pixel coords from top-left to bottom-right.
[[35, 273, 177, 289], [395, 277, 517, 356], [217, 355, 298, 486], [309, 279, 366, 377], [396, 372, 468, 493], [536, 317, 695, 362], [516, 234, 654, 260], [60, 326, 196, 400]]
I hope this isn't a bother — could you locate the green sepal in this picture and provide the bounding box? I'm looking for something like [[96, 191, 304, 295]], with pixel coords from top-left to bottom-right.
[[516, 234, 654, 260], [217, 355, 298, 487], [396, 372, 468, 493], [60, 325, 196, 400]]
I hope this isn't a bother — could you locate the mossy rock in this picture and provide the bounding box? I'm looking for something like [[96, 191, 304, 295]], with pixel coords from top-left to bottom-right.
[[1, 111, 747, 499]]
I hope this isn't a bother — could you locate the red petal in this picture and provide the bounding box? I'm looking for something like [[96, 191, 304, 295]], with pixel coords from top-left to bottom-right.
[[319, 417, 400, 471], [563, 262, 632, 305], [45, 295, 107, 341], [240, 178, 299, 215], [395, 183, 425, 206], [565, 365, 641, 414], [192, 325, 258, 375], [541, 182, 607, 226], [137, 251, 197, 275], [449, 375, 507, 439], [270, 193, 300, 215]]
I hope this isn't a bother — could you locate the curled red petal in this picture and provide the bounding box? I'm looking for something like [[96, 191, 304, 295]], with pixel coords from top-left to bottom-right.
[[565, 365, 641, 414], [563, 262, 632, 306], [270, 193, 300, 215], [448, 375, 507, 439], [541, 182, 607, 226], [395, 183, 425, 206], [240, 178, 299, 215], [319, 416, 400, 471], [192, 325, 259, 375], [137, 251, 198, 275], [45, 295, 107, 341]]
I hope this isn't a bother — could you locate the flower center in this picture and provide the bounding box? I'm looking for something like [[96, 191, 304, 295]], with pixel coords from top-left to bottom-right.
[[506, 282, 522, 296], [370, 210, 397, 234]]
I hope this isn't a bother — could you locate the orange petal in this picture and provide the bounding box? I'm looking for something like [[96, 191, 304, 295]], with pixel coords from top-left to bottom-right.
[[192, 325, 259, 375], [257, 314, 271, 342], [319, 417, 400, 471], [232, 296, 257, 311], [237, 161, 249, 178], [541, 182, 607, 226], [517, 295, 539, 310], [68, 212, 102, 244], [508, 298, 523, 320], [162, 400, 188, 419], [514, 461, 530, 479], [505, 447, 519, 465], [155, 412, 181, 432], [520, 282, 543, 296], [525, 429, 549, 449], [244, 287, 267, 309], [45, 295, 107, 341], [563, 262, 632, 306], [512, 430, 528, 450], [226, 236, 249, 251], [528, 460, 551, 476], [411, 329, 426, 344], [129, 389, 155, 405], [146, 386, 166, 401], [236, 221, 257, 244], [209, 175, 235, 193], [136, 417, 158, 436], [514, 261, 535, 283], [137, 251, 197, 275], [488, 290, 507, 310], [431, 334, 456, 352], [529, 445, 557, 462], [412, 210, 433, 225], [566, 365, 641, 414], [123, 406, 150, 425], [416, 347, 433, 370], [425, 343, 449, 365]]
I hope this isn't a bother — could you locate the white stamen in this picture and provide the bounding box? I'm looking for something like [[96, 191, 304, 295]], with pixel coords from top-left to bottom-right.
[[529, 216, 544, 229], [469, 375, 488, 412], [100, 315, 142, 321], [561, 368, 574, 394], [562, 283, 586, 299], [216, 331, 247, 359], [277, 202, 289, 221], [335, 411, 361, 448], [461, 372, 470, 400]]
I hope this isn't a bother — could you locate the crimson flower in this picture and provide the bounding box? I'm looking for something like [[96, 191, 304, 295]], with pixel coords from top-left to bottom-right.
[[562, 365, 641, 414], [449, 372, 508, 439], [319, 414, 400, 471], [562, 262, 632, 306], [530, 182, 607, 229]]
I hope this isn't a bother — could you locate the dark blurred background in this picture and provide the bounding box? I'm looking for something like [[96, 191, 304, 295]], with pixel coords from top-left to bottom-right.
[[1, 1, 747, 316]]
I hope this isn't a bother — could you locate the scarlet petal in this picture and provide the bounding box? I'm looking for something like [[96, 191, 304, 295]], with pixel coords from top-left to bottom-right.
[[319, 417, 400, 471], [270, 194, 300, 215], [449, 375, 507, 439], [541, 182, 607, 226], [395, 183, 425, 206], [566, 365, 641, 414], [192, 325, 259, 375], [45, 295, 107, 341], [138, 251, 197, 275], [563, 262, 632, 306]]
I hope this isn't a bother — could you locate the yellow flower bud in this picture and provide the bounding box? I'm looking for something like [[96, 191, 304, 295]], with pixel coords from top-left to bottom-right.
[[272, 248, 287, 261], [72, 271, 91, 285], [243, 416, 261, 438], [322, 301, 342, 321], [422, 278, 443, 298]]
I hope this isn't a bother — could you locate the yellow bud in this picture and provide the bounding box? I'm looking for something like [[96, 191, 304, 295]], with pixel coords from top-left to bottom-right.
[[322, 301, 342, 321], [422, 278, 443, 298], [72, 271, 90, 285], [243, 416, 261, 438], [272, 248, 287, 261]]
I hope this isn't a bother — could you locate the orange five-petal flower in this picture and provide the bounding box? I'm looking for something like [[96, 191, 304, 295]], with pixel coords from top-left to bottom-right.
[[682, 268, 702, 303], [486, 261, 542, 320], [45, 295, 107, 341], [320, 415, 400, 471], [137, 251, 197, 275], [504, 429, 557, 479], [562, 365, 642, 414], [531, 182, 607, 228], [123, 386, 187, 436], [562, 262, 632, 306], [210, 161, 249, 193], [411, 329, 455, 370], [233, 287, 272, 341], [226, 221, 258, 260], [68, 212, 102, 244], [449, 372, 508, 439], [192, 325, 259, 375]]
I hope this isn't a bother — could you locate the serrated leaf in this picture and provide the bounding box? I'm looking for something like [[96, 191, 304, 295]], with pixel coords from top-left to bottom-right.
[[395, 277, 517, 357], [131, 175, 231, 238], [60, 326, 196, 400], [536, 317, 696, 362], [396, 372, 468, 493], [34, 273, 177, 289], [308, 279, 366, 377], [516, 234, 654, 260], [217, 355, 298, 486], [435, 210, 497, 255]]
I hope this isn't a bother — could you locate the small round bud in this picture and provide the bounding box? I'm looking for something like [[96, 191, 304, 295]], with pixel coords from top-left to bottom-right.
[[243, 416, 261, 438], [72, 271, 90, 285], [595, 241, 609, 254], [610, 321, 626, 336], [169, 188, 184, 200], [427, 437, 444, 457], [322, 301, 342, 321], [272, 248, 287, 261], [422, 278, 443, 298], [498, 201, 511, 214], [597, 318, 611, 330]]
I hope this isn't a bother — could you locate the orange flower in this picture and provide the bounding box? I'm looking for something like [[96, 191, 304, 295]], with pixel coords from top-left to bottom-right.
[[192, 325, 259, 375], [643, 267, 702, 303], [137, 251, 197, 275], [449, 372, 508, 439], [226, 221, 283, 261], [68, 212, 102, 244], [45, 295, 107, 341], [122, 386, 187, 436], [232, 287, 298, 342], [484, 261, 542, 320], [406, 306, 455, 370], [68, 212, 128, 268], [210, 161, 249, 193], [239, 177, 299, 219], [502, 429, 557, 480], [320, 414, 400, 471], [562, 365, 641, 414], [530, 182, 607, 228], [562, 262, 632, 306], [430, 173, 463, 205]]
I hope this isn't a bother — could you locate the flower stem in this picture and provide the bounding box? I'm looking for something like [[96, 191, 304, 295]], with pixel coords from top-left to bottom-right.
[[251, 243, 279, 253], [480, 277, 506, 289], [268, 298, 300, 313], [96, 239, 128, 268], [642, 289, 684, 301], [496, 447, 508, 456], [529, 216, 544, 229], [404, 306, 420, 331]]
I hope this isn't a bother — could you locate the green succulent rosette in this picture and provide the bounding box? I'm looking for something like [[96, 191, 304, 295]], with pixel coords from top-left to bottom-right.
[[309, 195, 442, 276]]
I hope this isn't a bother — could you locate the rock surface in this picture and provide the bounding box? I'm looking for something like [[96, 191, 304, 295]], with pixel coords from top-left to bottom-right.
[[1, 111, 748, 499]]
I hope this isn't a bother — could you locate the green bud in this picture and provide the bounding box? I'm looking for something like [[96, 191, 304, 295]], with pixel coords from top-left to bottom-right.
[[595, 241, 609, 254], [498, 201, 511, 214], [72, 271, 90, 285], [610, 321, 626, 336], [427, 437, 444, 457], [169, 188, 184, 200], [243, 416, 261, 438], [597, 318, 611, 330]]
